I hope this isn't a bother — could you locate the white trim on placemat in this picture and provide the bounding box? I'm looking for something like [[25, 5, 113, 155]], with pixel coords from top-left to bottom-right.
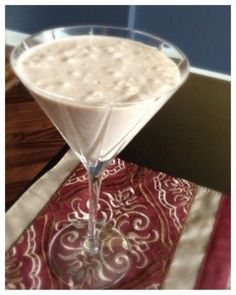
[[5, 149, 79, 251], [162, 187, 222, 289]]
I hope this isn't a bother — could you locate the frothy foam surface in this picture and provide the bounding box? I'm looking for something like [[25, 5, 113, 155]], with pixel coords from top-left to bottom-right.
[[18, 36, 180, 104]]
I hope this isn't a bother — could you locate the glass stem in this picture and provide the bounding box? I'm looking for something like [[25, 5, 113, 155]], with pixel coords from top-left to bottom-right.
[[84, 162, 105, 255]]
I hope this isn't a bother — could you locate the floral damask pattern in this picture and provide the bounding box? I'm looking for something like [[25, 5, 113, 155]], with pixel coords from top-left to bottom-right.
[[6, 158, 197, 289]]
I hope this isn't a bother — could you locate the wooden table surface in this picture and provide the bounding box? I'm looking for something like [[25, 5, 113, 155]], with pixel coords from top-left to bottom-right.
[[5, 65, 67, 210]]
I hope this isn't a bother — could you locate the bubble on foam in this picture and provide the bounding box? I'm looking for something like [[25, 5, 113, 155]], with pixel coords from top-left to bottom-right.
[[71, 71, 81, 78]]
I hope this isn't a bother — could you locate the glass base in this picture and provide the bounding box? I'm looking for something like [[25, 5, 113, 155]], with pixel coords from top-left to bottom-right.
[[48, 220, 132, 289]]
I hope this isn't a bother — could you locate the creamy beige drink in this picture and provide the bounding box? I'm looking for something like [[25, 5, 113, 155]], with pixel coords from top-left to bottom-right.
[[17, 36, 180, 163]]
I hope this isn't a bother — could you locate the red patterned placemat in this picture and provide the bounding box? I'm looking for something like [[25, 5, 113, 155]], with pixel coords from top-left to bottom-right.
[[6, 158, 199, 289]]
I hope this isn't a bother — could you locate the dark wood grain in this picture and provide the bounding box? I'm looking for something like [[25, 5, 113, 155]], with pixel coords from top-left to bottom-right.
[[6, 69, 66, 210]]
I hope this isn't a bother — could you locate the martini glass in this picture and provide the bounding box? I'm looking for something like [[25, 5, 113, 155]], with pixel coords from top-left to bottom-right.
[[10, 25, 189, 289]]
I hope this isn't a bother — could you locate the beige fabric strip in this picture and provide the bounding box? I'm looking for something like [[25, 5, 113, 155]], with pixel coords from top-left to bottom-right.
[[162, 186, 222, 289], [5, 149, 79, 251]]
